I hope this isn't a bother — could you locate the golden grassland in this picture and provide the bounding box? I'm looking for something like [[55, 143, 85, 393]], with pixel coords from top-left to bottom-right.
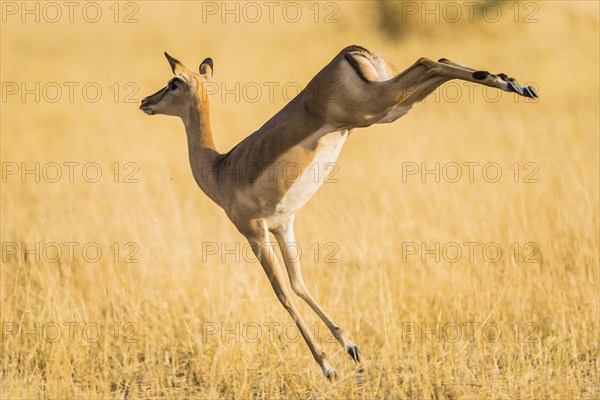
[[1, 1, 598, 399]]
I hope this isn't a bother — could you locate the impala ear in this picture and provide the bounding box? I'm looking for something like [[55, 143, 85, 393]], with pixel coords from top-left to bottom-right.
[[164, 52, 190, 77], [164, 52, 181, 73], [199, 58, 213, 80]]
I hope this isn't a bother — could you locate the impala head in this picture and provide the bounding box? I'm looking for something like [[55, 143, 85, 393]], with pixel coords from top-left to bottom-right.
[[140, 52, 213, 117]]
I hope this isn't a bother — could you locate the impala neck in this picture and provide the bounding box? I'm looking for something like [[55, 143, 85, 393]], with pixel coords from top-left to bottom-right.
[[182, 101, 221, 204]]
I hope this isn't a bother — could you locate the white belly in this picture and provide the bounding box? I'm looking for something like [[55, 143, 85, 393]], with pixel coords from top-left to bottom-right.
[[267, 129, 348, 227]]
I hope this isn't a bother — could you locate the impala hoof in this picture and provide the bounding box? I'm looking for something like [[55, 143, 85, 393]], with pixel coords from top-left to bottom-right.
[[506, 80, 524, 95], [506, 80, 539, 99], [347, 344, 361, 363], [524, 85, 539, 98], [324, 365, 338, 382]]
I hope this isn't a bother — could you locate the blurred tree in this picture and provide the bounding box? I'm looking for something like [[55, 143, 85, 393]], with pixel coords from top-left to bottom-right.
[[375, 0, 512, 40], [375, 1, 407, 40]]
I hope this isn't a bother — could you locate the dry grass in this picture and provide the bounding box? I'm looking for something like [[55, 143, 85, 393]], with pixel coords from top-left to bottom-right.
[[1, 1, 598, 399]]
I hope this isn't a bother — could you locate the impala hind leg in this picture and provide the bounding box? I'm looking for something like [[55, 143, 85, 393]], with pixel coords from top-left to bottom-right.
[[388, 57, 538, 103], [437, 57, 539, 98], [245, 221, 337, 380], [271, 216, 361, 364]]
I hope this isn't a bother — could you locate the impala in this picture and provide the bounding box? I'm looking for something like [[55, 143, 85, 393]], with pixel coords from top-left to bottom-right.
[[140, 45, 537, 379]]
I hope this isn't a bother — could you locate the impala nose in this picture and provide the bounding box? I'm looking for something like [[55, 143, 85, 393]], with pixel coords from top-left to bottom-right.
[[140, 98, 153, 114]]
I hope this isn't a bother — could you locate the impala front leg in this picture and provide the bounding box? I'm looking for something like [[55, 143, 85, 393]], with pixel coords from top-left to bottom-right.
[[245, 222, 337, 380], [271, 216, 361, 364]]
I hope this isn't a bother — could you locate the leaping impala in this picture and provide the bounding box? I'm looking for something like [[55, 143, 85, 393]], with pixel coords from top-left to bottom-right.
[[140, 45, 538, 380]]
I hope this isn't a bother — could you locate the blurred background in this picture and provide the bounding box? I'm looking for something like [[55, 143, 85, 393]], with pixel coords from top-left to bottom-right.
[[1, 1, 598, 398]]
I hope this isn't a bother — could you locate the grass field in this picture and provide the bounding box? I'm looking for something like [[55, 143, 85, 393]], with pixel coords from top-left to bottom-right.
[[1, 1, 599, 399]]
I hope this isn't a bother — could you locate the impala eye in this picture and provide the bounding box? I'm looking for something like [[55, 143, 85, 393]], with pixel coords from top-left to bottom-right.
[[168, 81, 178, 91]]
